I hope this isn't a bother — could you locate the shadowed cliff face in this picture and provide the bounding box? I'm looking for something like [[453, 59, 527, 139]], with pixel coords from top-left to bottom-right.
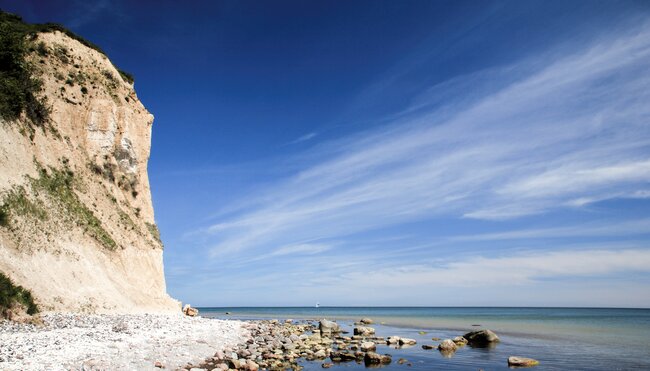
[[0, 21, 179, 313]]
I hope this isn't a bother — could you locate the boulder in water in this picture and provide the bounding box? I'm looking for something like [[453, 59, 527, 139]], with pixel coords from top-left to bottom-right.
[[398, 338, 417, 345], [438, 339, 458, 352], [319, 319, 340, 337], [354, 326, 375, 336], [508, 356, 539, 367], [463, 329, 500, 346]]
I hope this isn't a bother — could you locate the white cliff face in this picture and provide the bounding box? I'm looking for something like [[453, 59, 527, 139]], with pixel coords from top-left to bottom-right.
[[0, 31, 179, 313]]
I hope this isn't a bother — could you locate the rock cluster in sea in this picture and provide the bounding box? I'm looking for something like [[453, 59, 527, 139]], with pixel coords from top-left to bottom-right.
[[187, 318, 514, 371], [188, 319, 398, 370]]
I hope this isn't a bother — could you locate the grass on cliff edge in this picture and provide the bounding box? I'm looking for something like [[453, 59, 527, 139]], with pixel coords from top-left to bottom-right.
[[0, 10, 49, 126], [0, 9, 135, 126], [0, 272, 38, 316]]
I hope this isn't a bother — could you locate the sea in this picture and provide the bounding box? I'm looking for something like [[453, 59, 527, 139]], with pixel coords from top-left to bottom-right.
[[200, 307, 650, 370]]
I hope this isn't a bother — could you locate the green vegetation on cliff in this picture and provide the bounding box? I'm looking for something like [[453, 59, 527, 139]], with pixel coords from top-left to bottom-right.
[[0, 10, 50, 126], [0, 9, 135, 127], [0, 162, 118, 251], [32, 164, 118, 251], [0, 272, 38, 316]]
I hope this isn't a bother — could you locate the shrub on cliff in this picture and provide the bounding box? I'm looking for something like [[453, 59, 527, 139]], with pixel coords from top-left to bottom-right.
[[0, 10, 49, 126], [0, 272, 38, 317], [0, 9, 135, 127]]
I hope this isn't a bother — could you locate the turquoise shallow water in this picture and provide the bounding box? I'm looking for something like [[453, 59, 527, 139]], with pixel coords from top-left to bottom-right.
[[200, 307, 650, 370]]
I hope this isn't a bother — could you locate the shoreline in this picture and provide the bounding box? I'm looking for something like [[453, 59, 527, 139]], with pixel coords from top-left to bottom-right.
[[2, 309, 649, 370]]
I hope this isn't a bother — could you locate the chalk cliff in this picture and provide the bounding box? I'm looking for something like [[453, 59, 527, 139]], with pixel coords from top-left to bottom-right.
[[0, 13, 179, 313]]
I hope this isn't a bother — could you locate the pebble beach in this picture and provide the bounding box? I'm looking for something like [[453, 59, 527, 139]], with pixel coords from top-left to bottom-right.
[[0, 313, 247, 370]]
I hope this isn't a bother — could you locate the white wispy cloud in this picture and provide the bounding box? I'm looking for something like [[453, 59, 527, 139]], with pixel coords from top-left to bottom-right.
[[288, 132, 318, 145], [448, 218, 650, 242], [203, 23, 650, 257], [172, 246, 650, 307], [269, 243, 331, 257], [333, 248, 650, 288]]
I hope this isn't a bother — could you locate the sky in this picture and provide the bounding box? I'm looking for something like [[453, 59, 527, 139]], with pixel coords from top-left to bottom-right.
[[2, 0, 650, 307]]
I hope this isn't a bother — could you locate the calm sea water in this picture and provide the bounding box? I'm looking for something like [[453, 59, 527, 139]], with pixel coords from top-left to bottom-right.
[[200, 307, 650, 370]]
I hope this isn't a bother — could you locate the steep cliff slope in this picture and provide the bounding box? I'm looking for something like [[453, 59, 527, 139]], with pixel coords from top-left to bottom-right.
[[0, 12, 179, 314]]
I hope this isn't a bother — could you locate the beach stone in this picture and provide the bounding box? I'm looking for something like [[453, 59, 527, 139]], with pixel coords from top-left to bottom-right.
[[112, 322, 128, 333], [319, 319, 340, 337], [438, 339, 458, 352], [463, 329, 500, 346], [331, 351, 356, 362], [360, 318, 373, 324], [364, 352, 392, 365], [353, 326, 375, 336], [154, 361, 164, 368], [322, 362, 333, 368], [453, 336, 468, 345], [508, 356, 540, 367], [422, 344, 434, 350], [398, 358, 408, 364], [214, 364, 229, 370], [386, 336, 401, 344], [399, 338, 417, 345], [183, 304, 199, 317], [360, 341, 376, 352], [245, 359, 259, 370]]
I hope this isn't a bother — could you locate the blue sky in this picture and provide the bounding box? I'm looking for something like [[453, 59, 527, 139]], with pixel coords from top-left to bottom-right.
[[4, 0, 650, 307]]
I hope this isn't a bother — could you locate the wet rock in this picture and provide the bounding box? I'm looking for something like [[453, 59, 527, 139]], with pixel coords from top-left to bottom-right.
[[360, 341, 376, 352], [422, 344, 434, 350], [397, 358, 408, 365], [319, 319, 340, 337], [398, 338, 417, 345], [438, 339, 457, 352], [463, 329, 500, 346], [386, 336, 401, 344], [322, 363, 333, 368], [331, 351, 356, 362], [360, 318, 374, 325], [508, 356, 539, 367], [353, 326, 375, 336], [453, 336, 468, 345], [364, 352, 392, 365]]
